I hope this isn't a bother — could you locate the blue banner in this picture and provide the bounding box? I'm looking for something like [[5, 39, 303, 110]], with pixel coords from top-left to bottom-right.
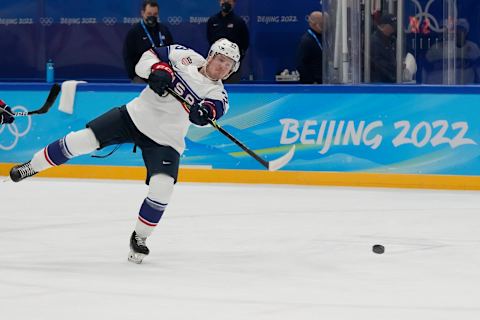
[[0, 0, 320, 82], [1, 84, 479, 176]]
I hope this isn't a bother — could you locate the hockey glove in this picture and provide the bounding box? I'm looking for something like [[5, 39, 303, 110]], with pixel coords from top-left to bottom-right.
[[148, 62, 174, 96], [0, 100, 14, 125], [189, 101, 216, 126]]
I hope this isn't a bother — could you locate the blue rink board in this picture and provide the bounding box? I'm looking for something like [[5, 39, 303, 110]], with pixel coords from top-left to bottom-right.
[[1, 84, 480, 176]]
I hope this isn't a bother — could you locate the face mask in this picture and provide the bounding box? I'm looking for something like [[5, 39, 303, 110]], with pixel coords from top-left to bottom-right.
[[221, 2, 232, 14], [145, 15, 158, 27]]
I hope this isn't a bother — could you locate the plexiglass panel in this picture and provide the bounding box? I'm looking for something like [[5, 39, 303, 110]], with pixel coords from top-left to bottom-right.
[[322, 0, 480, 85], [322, 0, 363, 84]]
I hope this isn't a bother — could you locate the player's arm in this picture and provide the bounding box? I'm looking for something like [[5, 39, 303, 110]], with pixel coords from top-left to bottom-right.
[[135, 48, 174, 96], [189, 91, 229, 126], [0, 99, 15, 125]]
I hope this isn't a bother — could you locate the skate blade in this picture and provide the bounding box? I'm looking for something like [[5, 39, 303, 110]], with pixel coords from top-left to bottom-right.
[[128, 251, 146, 264]]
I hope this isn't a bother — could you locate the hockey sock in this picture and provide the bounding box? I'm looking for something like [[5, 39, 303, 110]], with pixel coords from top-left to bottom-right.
[[135, 197, 168, 238], [31, 128, 99, 172], [135, 174, 174, 238]]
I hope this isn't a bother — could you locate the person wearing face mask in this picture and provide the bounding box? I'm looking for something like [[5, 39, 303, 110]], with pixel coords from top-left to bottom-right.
[[207, 0, 249, 83], [123, 0, 174, 83]]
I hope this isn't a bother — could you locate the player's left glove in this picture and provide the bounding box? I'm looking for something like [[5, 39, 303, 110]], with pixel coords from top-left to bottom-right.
[[148, 62, 174, 96], [0, 100, 14, 125], [189, 100, 216, 126]]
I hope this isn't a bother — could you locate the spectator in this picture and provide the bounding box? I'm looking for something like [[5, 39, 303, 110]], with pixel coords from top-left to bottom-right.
[[296, 11, 324, 84], [123, 0, 173, 83], [207, 0, 249, 83], [370, 14, 397, 83], [423, 18, 480, 84]]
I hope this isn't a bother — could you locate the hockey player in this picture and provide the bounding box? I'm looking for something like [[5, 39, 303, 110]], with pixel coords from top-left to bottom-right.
[[0, 99, 15, 125], [8, 38, 241, 264]]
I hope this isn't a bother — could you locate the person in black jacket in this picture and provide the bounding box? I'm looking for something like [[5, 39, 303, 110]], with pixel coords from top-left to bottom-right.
[[296, 11, 324, 84], [207, 0, 249, 83], [123, 0, 173, 83], [297, 11, 323, 84], [370, 14, 397, 83]]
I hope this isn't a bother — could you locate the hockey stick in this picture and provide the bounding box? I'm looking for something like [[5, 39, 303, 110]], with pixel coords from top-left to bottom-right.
[[0, 83, 61, 117], [166, 87, 295, 171]]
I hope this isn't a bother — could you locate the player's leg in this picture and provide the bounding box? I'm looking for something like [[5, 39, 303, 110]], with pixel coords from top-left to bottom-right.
[[129, 173, 175, 263], [10, 106, 132, 182], [10, 128, 100, 182], [128, 143, 180, 264]]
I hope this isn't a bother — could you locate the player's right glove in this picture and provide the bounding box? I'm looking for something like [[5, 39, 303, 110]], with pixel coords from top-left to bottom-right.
[[0, 100, 15, 125], [148, 62, 174, 96], [189, 100, 216, 126]]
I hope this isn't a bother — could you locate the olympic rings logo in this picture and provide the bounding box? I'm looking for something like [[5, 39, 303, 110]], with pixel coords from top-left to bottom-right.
[[102, 17, 117, 26], [39, 17, 54, 26], [407, 0, 456, 33], [0, 106, 32, 151], [167, 16, 183, 25]]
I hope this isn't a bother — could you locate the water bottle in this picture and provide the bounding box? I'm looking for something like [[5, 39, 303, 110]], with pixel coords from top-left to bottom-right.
[[46, 59, 55, 83]]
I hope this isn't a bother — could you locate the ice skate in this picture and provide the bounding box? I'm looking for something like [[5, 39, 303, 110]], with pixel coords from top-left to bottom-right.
[[10, 161, 38, 182], [128, 231, 149, 264]]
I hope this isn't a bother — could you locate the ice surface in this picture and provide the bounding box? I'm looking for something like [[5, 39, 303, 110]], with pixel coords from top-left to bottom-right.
[[1, 178, 480, 320]]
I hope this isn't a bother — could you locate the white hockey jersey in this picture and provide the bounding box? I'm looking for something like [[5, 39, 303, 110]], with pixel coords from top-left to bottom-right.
[[126, 45, 229, 155]]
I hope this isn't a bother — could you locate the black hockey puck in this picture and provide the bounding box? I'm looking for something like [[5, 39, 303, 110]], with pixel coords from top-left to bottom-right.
[[372, 244, 385, 254]]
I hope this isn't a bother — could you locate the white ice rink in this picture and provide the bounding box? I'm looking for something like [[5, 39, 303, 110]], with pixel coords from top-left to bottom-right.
[[1, 178, 480, 320]]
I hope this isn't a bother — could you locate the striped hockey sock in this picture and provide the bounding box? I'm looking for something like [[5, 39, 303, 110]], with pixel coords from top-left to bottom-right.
[[43, 137, 74, 166], [135, 197, 168, 238], [31, 137, 74, 172], [30, 129, 99, 172]]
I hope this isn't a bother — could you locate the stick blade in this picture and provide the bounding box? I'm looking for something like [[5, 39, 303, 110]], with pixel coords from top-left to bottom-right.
[[268, 145, 295, 171]]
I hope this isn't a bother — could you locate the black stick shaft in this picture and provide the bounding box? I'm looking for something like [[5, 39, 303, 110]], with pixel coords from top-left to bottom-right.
[[1, 84, 61, 117], [28, 83, 61, 115], [166, 87, 269, 169], [211, 122, 269, 168]]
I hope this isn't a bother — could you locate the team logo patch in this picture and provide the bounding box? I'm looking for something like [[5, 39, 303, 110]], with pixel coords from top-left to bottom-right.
[[181, 57, 193, 65]]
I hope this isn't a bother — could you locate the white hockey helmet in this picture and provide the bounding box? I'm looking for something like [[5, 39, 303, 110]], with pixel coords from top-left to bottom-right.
[[207, 38, 241, 78]]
